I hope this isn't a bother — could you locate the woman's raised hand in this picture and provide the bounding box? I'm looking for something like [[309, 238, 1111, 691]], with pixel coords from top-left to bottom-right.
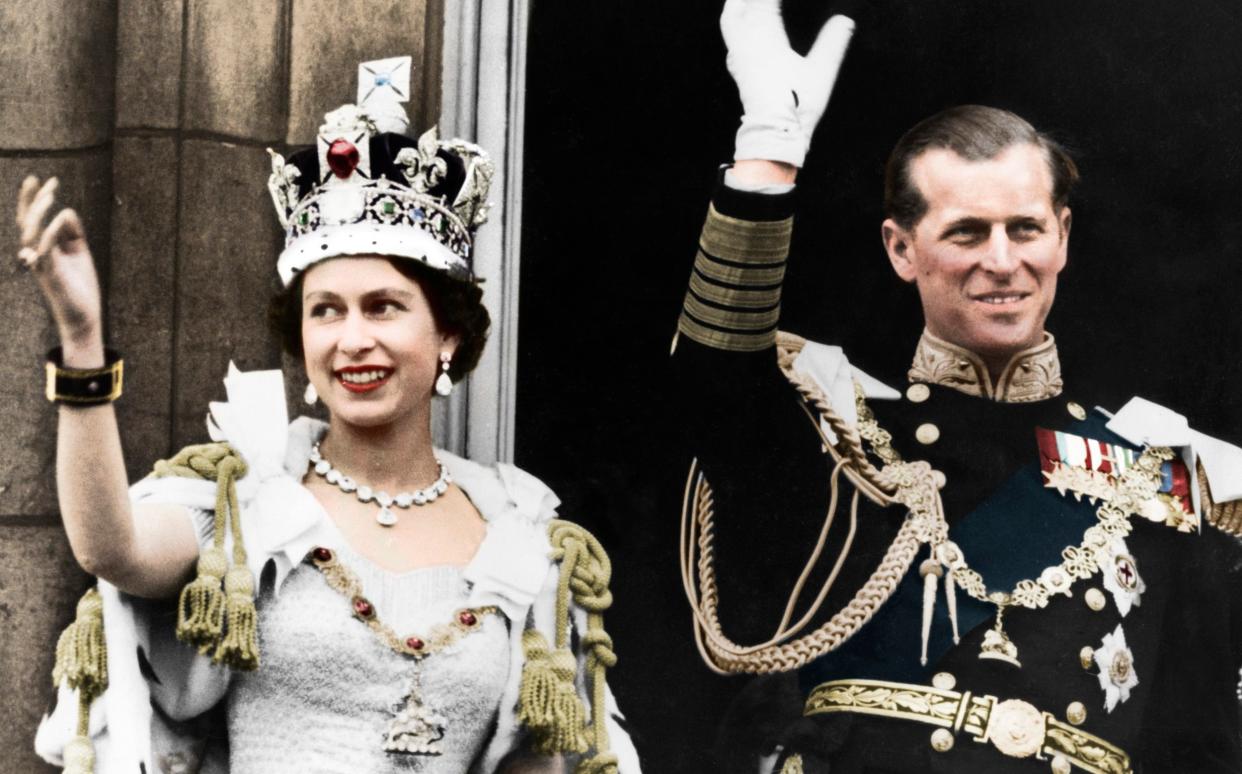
[[15, 176, 103, 351], [722, 0, 856, 168]]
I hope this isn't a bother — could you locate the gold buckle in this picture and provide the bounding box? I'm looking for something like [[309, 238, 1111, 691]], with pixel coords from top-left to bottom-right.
[[979, 698, 1045, 758]]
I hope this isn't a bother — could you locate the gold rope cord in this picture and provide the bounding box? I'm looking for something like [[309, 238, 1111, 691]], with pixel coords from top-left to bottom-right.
[[51, 587, 109, 774], [517, 520, 620, 771], [679, 332, 930, 674], [681, 463, 921, 674], [152, 442, 260, 670]]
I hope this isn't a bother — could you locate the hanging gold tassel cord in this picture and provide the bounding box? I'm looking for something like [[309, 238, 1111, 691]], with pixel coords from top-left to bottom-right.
[[51, 587, 108, 774], [518, 629, 590, 755], [518, 520, 620, 772], [151, 442, 258, 670]]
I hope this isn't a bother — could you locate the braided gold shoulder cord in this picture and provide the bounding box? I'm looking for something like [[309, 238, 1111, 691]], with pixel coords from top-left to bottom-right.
[[679, 332, 929, 674]]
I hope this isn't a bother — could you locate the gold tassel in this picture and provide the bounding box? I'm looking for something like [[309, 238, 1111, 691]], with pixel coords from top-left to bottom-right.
[[52, 590, 108, 774], [176, 547, 228, 653], [52, 588, 108, 698], [213, 565, 260, 671], [157, 442, 261, 671], [517, 629, 589, 754], [61, 734, 95, 774]]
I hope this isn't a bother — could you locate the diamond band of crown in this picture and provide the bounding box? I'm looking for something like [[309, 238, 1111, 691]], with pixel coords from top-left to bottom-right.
[[286, 181, 472, 265]]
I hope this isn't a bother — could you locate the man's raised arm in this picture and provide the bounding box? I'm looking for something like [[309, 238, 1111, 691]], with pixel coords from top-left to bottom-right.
[[675, 0, 853, 355]]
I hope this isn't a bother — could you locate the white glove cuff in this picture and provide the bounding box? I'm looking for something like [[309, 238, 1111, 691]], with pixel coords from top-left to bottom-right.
[[723, 168, 795, 194], [733, 115, 807, 167]]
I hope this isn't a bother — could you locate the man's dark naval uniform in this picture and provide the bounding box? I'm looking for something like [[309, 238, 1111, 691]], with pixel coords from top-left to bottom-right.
[[674, 178, 1242, 773]]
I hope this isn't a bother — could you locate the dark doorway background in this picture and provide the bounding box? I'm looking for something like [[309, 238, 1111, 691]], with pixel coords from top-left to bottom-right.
[[517, 1, 1242, 771]]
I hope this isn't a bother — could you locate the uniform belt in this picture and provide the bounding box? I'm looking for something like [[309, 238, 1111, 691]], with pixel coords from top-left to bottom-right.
[[804, 679, 1131, 774]]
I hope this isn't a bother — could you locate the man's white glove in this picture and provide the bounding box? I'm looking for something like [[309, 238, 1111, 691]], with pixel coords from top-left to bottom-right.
[[722, 0, 855, 167]]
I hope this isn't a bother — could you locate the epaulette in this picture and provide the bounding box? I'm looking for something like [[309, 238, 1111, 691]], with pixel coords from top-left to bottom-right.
[[1197, 461, 1242, 537], [517, 519, 620, 773]]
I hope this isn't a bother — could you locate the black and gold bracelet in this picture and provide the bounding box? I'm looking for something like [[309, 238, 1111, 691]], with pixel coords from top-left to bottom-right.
[[45, 347, 124, 405]]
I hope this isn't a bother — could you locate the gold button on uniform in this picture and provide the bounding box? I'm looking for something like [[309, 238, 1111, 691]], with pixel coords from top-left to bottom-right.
[[1084, 587, 1107, 611], [916, 423, 940, 445], [1066, 701, 1087, 726], [1080, 646, 1096, 670], [906, 383, 930, 403], [1067, 401, 1087, 421], [930, 728, 954, 752]]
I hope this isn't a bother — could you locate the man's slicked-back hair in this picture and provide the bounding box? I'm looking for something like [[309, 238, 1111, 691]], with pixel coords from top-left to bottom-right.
[[883, 105, 1080, 230]]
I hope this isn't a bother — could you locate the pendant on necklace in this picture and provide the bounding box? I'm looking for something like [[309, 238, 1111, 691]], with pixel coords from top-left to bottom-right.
[[978, 599, 1022, 668], [384, 669, 447, 755], [376, 505, 398, 527]]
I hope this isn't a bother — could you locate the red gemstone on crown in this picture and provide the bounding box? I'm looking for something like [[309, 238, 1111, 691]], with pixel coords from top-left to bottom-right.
[[353, 598, 374, 618], [406, 637, 425, 651], [458, 611, 477, 627], [312, 547, 333, 563], [326, 139, 360, 179]]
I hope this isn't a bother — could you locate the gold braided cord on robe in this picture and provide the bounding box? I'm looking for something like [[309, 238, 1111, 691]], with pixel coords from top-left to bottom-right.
[[51, 587, 108, 773], [518, 520, 620, 773], [151, 442, 259, 669]]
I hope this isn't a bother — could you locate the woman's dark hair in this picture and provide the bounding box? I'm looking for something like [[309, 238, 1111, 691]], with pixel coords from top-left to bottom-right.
[[884, 105, 1079, 231], [268, 257, 491, 382]]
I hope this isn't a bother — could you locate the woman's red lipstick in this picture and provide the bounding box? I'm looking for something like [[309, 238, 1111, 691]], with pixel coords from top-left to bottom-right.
[[335, 366, 394, 393]]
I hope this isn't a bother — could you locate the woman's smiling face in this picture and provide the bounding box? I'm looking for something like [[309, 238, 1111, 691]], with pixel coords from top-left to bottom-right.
[[301, 256, 455, 428]]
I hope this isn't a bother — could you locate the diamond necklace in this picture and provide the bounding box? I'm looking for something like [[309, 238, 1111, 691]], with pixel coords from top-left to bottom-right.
[[309, 443, 451, 527]]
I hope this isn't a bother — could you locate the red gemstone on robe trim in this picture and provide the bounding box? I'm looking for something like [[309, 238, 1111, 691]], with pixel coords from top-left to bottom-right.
[[353, 598, 374, 618], [406, 637, 425, 651], [326, 138, 360, 179], [312, 547, 333, 562], [458, 611, 477, 627]]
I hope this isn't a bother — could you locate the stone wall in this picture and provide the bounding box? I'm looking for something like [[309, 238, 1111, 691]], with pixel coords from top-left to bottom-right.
[[0, 2, 441, 769]]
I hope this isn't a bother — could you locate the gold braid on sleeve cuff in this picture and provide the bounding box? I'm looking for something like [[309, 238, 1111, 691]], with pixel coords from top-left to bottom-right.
[[677, 203, 791, 352], [1197, 460, 1242, 537]]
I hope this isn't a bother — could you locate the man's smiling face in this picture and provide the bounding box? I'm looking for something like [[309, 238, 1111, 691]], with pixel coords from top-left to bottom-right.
[[882, 143, 1072, 370]]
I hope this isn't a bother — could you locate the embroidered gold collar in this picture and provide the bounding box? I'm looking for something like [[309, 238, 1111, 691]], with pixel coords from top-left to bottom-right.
[[907, 329, 1063, 403]]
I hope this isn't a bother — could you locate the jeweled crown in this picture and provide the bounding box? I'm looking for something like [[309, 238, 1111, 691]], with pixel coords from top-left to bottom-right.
[[267, 56, 494, 285]]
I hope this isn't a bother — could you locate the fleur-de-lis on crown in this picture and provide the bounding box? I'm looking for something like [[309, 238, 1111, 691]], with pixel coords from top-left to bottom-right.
[[445, 138, 495, 228], [266, 148, 301, 227], [395, 128, 449, 195]]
